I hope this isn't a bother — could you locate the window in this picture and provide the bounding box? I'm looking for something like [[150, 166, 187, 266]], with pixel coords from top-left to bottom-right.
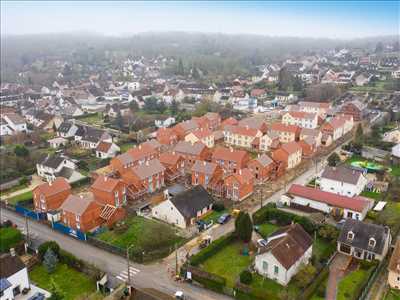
[[347, 231, 354, 240], [368, 238, 376, 248], [274, 266, 279, 275], [76, 215, 80, 222], [263, 261, 268, 271]]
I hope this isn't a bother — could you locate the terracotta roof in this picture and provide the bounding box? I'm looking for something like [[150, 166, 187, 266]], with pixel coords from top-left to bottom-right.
[[159, 152, 182, 166], [204, 112, 220, 121], [287, 184, 371, 212], [226, 168, 253, 185], [250, 88, 266, 97], [91, 175, 124, 193], [221, 117, 238, 126], [255, 154, 274, 167], [174, 141, 206, 156], [127, 143, 157, 161], [286, 111, 317, 120], [114, 152, 135, 166], [226, 125, 260, 137], [61, 195, 96, 215], [132, 159, 165, 180], [270, 122, 300, 134], [281, 141, 302, 155], [388, 240, 400, 274], [298, 101, 331, 109], [259, 224, 313, 270], [192, 160, 219, 175], [190, 128, 213, 139], [34, 177, 71, 197], [238, 117, 267, 131], [321, 165, 364, 185], [300, 128, 321, 137], [96, 141, 112, 153], [212, 146, 248, 163]]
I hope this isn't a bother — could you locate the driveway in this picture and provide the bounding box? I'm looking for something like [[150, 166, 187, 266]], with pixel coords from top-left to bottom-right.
[[326, 253, 352, 300]]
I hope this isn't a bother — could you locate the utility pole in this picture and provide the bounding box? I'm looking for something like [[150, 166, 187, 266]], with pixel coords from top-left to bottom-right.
[[25, 214, 30, 245], [126, 244, 134, 294], [175, 242, 178, 278], [259, 189, 263, 209]]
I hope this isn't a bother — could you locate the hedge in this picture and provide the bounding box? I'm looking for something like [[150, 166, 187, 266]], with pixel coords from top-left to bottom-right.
[[235, 282, 280, 300], [189, 233, 236, 266], [187, 266, 226, 293], [0, 227, 23, 252], [301, 267, 329, 299], [252, 205, 316, 234]]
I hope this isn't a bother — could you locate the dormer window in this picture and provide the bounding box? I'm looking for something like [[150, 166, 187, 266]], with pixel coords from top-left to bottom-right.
[[368, 237, 376, 248], [347, 231, 354, 240]]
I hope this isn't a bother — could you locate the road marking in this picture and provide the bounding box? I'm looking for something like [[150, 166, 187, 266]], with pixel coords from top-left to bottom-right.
[[116, 267, 141, 281]]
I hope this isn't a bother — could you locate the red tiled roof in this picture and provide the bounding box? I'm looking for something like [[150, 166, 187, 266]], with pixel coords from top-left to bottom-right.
[[286, 111, 317, 120], [226, 125, 259, 137], [221, 117, 238, 126], [159, 152, 182, 166], [270, 122, 300, 134], [287, 184, 371, 212], [127, 143, 157, 161], [34, 177, 71, 197], [226, 168, 253, 185], [96, 141, 112, 153], [281, 141, 302, 155], [212, 146, 248, 163], [91, 175, 124, 193], [190, 128, 213, 139]]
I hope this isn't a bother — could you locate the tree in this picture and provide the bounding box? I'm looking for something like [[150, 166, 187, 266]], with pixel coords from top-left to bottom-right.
[[239, 270, 252, 284], [38, 241, 60, 260], [14, 145, 29, 157], [305, 83, 340, 101], [43, 248, 58, 273], [355, 123, 364, 145], [318, 224, 339, 242], [293, 264, 316, 289], [115, 111, 124, 130], [327, 152, 341, 167], [278, 67, 294, 91], [293, 77, 303, 92], [235, 212, 253, 243]]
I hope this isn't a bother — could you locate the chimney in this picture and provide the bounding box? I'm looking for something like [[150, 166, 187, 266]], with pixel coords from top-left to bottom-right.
[[239, 169, 242, 175], [104, 176, 108, 182], [146, 160, 149, 166], [10, 248, 16, 257], [246, 125, 249, 130], [203, 161, 206, 166], [172, 151, 175, 155]]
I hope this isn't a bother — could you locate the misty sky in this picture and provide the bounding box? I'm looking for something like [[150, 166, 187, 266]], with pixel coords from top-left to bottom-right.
[[1, 1, 399, 38]]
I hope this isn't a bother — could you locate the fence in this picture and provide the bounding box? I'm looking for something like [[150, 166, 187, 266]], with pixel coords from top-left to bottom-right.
[[15, 204, 46, 221], [357, 260, 386, 300], [52, 221, 87, 241]]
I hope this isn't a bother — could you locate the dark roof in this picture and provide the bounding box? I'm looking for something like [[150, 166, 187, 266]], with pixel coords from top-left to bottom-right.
[[40, 155, 65, 169], [0, 254, 26, 278], [0, 278, 11, 292], [58, 121, 73, 133], [170, 185, 214, 219], [338, 219, 390, 255], [321, 165, 364, 185]]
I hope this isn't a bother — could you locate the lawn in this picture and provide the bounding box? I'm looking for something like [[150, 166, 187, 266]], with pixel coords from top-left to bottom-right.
[[95, 216, 182, 257], [77, 113, 104, 126], [249, 273, 300, 300], [202, 241, 252, 287], [390, 165, 400, 177], [257, 223, 279, 238], [376, 201, 400, 231], [6, 191, 33, 205], [337, 266, 374, 300], [30, 264, 96, 300], [0, 227, 23, 252], [384, 289, 400, 300], [1, 183, 29, 195], [119, 142, 136, 153], [201, 209, 228, 223], [313, 238, 336, 263], [360, 190, 382, 200]]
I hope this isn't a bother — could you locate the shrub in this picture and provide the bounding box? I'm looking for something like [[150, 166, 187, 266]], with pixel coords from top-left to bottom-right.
[[43, 248, 58, 273], [19, 176, 29, 186], [360, 260, 378, 270], [189, 234, 235, 266], [212, 202, 225, 212], [188, 266, 226, 293], [318, 224, 339, 242], [0, 227, 23, 252], [239, 270, 252, 284], [301, 268, 329, 299], [38, 241, 60, 260], [59, 249, 84, 271]]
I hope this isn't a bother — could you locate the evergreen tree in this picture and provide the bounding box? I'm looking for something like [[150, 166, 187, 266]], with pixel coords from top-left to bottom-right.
[[43, 248, 58, 274], [327, 152, 341, 167], [355, 123, 364, 145], [235, 212, 253, 243]]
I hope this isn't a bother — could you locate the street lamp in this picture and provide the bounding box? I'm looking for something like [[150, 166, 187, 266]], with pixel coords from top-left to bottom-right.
[[126, 244, 135, 293]]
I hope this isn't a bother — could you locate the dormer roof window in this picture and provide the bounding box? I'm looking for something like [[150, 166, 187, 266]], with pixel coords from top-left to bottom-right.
[[368, 237, 376, 248], [347, 231, 354, 241]]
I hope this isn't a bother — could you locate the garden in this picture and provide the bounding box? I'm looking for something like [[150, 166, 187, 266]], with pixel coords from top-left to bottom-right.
[[94, 216, 183, 261], [75, 113, 105, 126], [384, 289, 400, 300], [0, 226, 23, 252]]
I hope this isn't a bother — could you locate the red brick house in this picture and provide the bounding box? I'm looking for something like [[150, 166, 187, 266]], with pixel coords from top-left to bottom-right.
[[221, 117, 239, 129], [90, 175, 128, 207], [298, 137, 317, 157], [173, 141, 211, 171], [60, 195, 102, 232], [192, 112, 221, 131], [212, 146, 250, 174], [173, 120, 199, 140], [272, 141, 302, 170], [238, 117, 269, 134], [340, 100, 366, 122], [159, 152, 185, 182], [33, 177, 71, 212], [269, 123, 301, 143], [191, 160, 223, 189], [247, 154, 275, 184], [156, 127, 178, 146], [224, 169, 254, 201]]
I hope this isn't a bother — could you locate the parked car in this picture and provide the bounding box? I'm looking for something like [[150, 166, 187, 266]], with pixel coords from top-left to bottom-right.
[[196, 220, 213, 231], [175, 291, 185, 299], [217, 213, 231, 224], [28, 292, 45, 300]]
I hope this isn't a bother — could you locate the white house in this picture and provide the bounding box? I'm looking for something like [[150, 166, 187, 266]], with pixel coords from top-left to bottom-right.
[[74, 125, 112, 149], [57, 121, 79, 138], [0, 113, 27, 136], [0, 253, 30, 299], [155, 117, 176, 128], [281, 184, 374, 220], [48, 137, 68, 149], [36, 154, 77, 182], [319, 165, 368, 197], [95, 142, 120, 159], [152, 185, 213, 229], [282, 111, 318, 129], [255, 224, 313, 286]]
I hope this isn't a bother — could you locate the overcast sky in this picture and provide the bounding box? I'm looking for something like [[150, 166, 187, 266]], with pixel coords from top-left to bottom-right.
[[1, 1, 399, 38]]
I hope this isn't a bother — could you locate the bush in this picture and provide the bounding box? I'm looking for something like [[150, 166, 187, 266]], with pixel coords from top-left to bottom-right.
[[301, 268, 329, 299], [70, 177, 90, 188], [239, 270, 252, 284], [360, 260, 378, 271], [59, 249, 85, 271], [318, 224, 339, 242], [0, 227, 23, 252], [188, 266, 226, 293], [189, 234, 235, 266], [38, 241, 60, 260], [19, 176, 29, 186], [212, 202, 225, 212]]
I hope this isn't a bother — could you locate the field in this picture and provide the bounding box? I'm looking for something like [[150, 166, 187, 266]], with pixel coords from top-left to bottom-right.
[[30, 264, 96, 300]]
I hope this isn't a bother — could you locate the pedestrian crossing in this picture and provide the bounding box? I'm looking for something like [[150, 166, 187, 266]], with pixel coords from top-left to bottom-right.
[[116, 267, 141, 282]]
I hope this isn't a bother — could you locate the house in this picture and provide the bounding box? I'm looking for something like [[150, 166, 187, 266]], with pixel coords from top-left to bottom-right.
[[33, 177, 71, 212], [221, 117, 239, 128], [48, 137, 68, 149], [319, 165, 368, 197], [340, 100, 367, 122], [223, 125, 263, 149], [36, 155, 79, 182], [90, 175, 127, 208], [122, 159, 165, 193], [191, 160, 223, 189], [321, 133, 333, 147], [298, 101, 332, 116], [60, 195, 102, 232], [156, 127, 179, 146], [247, 154, 275, 184], [269, 123, 300, 143], [173, 141, 211, 171], [185, 128, 215, 148], [173, 120, 199, 140], [57, 121, 79, 138], [224, 169, 254, 201], [272, 142, 302, 170], [212, 146, 250, 174], [0, 113, 27, 136], [361, 146, 390, 162], [281, 184, 373, 220], [255, 224, 313, 286], [383, 128, 400, 144], [321, 115, 353, 141], [354, 73, 372, 86], [96, 142, 120, 159], [110, 143, 159, 173], [152, 185, 214, 229], [297, 137, 317, 157], [388, 240, 400, 289], [300, 128, 322, 147], [238, 117, 268, 134], [337, 219, 391, 261], [104, 103, 131, 118], [0, 253, 30, 299], [75, 126, 112, 149], [282, 112, 318, 129], [155, 117, 176, 128], [159, 152, 185, 182], [192, 112, 221, 131]]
